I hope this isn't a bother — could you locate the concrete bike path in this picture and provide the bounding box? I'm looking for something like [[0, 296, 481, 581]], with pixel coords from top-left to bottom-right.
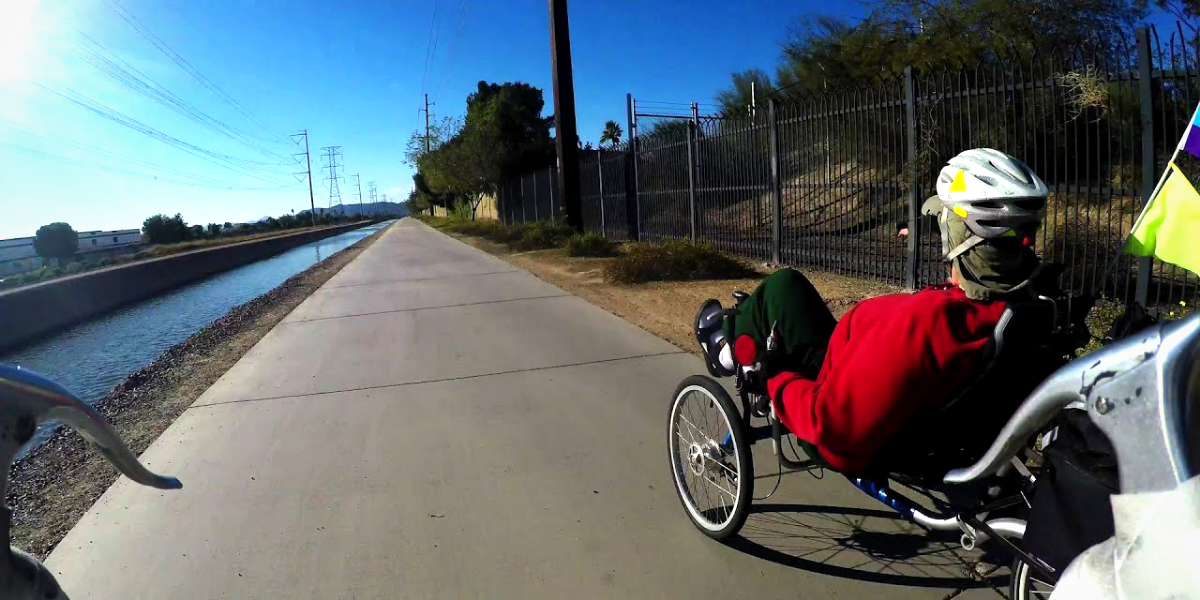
[[47, 219, 1004, 599]]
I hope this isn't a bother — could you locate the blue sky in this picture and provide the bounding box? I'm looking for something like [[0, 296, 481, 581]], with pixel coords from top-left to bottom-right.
[[0, 0, 1181, 239], [0, 0, 865, 239]]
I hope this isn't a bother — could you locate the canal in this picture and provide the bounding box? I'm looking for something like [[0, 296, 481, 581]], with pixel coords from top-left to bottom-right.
[[2, 221, 393, 448]]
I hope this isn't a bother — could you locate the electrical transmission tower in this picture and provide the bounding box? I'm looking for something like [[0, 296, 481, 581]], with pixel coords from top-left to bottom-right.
[[368, 181, 378, 216], [320, 146, 344, 215], [352, 173, 363, 218]]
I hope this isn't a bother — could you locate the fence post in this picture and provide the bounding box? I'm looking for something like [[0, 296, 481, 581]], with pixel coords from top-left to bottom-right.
[[521, 176, 527, 223], [687, 120, 698, 241], [1135, 28, 1154, 306], [597, 149, 606, 234], [533, 172, 540, 221], [903, 66, 921, 290], [625, 93, 640, 240], [768, 98, 783, 265]]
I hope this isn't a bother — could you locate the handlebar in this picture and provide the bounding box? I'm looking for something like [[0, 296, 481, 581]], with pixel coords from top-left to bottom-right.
[[944, 312, 1200, 495], [0, 363, 181, 599]]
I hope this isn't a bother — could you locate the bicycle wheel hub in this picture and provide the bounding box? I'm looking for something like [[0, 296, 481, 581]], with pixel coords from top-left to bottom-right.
[[688, 440, 726, 476]]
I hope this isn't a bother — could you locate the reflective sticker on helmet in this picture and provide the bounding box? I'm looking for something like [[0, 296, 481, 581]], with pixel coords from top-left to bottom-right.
[[950, 169, 968, 192], [1002, 229, 1017, 237], [952, 205, 968, 218]]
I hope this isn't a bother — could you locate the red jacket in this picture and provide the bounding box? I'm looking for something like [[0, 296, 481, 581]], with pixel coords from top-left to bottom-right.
[[767, 286, 1007, 473]]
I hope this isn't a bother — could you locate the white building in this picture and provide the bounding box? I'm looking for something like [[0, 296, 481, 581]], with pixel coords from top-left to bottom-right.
[[0, 229, 142, 276]]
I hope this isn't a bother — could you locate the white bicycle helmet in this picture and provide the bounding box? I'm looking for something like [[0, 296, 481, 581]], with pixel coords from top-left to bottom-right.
[[924, 148, 1049, 260]]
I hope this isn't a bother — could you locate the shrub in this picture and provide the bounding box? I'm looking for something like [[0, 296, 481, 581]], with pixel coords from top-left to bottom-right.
[[97, 257, 116, 267], [445, 220, 506, 238], [134, 250, 152, 260], [63, 262, 85, 275], [604, 240, 758, 284], [17, 272, 42, 285], [510, 220, 575, 251], [565, 233, 615, 257], [450, 200, 473, 222], [43, 266, 62, 278]]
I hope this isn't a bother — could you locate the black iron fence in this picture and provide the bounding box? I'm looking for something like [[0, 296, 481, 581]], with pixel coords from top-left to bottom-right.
[[498, 27, 1199, 310]]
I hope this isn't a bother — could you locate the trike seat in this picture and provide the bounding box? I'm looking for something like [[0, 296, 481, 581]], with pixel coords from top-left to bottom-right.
[[872, 265, 1092, 482]]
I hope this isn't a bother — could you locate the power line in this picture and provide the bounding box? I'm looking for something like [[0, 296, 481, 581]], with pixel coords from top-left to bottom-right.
[[67, 32, 290, 161], [419, 0, 442, 96], [35, 80, 296, 186], [0, 139, 294, 190], [432, 0, 472, 101], [102, 0, 289, 144], [0, 117, 283, 187]]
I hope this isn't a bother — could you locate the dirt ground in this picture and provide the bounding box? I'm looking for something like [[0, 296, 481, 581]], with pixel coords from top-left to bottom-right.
[[449, 235, 905, 359], [7, 226, 388, 559]]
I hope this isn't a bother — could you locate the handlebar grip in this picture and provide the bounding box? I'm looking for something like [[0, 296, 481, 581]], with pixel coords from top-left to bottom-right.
[[0, 364, 180, 490]]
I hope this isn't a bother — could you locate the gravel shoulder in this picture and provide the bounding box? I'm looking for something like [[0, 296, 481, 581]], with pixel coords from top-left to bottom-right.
[[7, 225, 388, 558], [443, 233, 904, 359]]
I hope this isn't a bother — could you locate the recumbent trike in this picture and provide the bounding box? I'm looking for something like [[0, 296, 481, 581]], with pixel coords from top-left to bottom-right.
[[667, 265, 1098, 597]]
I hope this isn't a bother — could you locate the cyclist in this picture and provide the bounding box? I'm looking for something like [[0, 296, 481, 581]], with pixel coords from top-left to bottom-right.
[[699, 148, 1048, 473]]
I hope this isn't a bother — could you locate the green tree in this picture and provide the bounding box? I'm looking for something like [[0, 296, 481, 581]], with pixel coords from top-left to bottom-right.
[[715, 69, 774, 115], [207, 223, 222, 237], [32, 222, 78, 264], [599, 120, 623, 148], [142, 213, 190, 244], [764, 0, 1148, 97], [189, 224, 205, 239], [413, 80, 556, 220]]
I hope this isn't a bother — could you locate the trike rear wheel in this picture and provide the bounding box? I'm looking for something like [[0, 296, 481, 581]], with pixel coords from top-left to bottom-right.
[[1011, 556, 1055, 599], [668, 375, 754, 540]]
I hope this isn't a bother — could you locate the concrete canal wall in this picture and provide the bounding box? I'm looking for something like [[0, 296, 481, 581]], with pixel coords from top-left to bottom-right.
[[0, 222, 372, 353]]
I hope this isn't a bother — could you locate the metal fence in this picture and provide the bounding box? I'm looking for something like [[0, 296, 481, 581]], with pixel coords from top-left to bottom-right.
[[498, 166, 559, 224], [498, 26, 1199, 310]]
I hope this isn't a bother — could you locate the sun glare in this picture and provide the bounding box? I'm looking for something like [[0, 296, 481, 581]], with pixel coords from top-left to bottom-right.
[[0, 0, 42, 80]]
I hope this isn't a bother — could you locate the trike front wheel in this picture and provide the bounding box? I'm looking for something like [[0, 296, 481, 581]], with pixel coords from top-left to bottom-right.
[[668, 375, 754, 540]]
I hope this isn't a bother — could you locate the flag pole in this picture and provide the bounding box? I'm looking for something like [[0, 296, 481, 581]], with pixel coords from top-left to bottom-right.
[[1094, 99, 1200, 300], [1129, 100, 1200, 232]]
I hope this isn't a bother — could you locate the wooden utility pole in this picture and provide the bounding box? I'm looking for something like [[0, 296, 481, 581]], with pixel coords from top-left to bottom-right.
[[548, 0, 582, 230], [423, 93, 435, 154]]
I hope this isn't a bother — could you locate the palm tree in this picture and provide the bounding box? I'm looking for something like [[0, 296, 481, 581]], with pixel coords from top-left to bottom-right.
[[599, 120, 623, 148]]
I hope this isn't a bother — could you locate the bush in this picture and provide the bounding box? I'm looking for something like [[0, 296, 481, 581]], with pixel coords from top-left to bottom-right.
[[17, 271, 42, 285], [510, 220, 575, 251], [97, 257, 116, 267], [565, 233, 615, 257], [134, 250, 152, 260], [604, 240, 757, 284], [444, 220, 507, 238], [451, 201, 473, 222], [43, 266, 62, 278], [63, 262, 85, 275]]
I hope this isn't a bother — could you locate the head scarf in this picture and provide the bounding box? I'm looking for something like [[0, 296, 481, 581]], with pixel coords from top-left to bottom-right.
[[928, 198, 1040, 301]]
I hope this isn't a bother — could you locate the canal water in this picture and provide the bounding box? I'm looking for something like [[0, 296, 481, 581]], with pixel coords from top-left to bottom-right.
[[2, 221, 392, 448]]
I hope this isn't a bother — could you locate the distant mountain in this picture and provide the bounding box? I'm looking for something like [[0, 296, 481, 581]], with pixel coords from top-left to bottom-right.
[[298, 202, 407, 219]]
